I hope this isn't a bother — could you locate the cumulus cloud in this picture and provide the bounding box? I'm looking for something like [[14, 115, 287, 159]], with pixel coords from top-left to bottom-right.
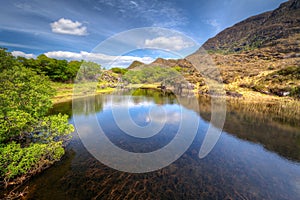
[[50, 18, 88, 36], [11, 51, 35, 58], [144, 36, 193, 51], [44, 51, 154, 68]]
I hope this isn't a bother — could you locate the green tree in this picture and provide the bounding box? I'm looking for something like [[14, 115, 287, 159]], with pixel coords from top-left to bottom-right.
[[66, 60, 82, 82], [0, 48, 19, 72], [36, 55, 70, 81], [36, 54, 57, 77], [77, 61, 102, 81], [0, 49, 73, 184]]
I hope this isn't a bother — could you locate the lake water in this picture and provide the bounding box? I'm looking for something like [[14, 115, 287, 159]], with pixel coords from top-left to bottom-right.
[[22, 89, 300, 199]]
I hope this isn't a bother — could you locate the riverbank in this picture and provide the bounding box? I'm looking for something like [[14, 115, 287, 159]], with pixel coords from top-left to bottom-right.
[[51, 82, 116, 104], [51, 82, 300, 125], [51, 82, 162, 104], [17, 87, 300, 200]]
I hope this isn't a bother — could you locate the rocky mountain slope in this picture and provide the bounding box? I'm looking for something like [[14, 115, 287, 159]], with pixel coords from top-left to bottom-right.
[[201, 0, 300, 54], [127, 0, 300, 99], [194, 0, 300, 98]]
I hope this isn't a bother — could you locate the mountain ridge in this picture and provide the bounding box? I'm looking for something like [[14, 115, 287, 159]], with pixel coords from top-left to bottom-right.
[[201, 0, 300, 53], [126, 0, 300, 98]]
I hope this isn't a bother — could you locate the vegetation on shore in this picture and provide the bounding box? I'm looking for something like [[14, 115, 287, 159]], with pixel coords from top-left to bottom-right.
[[0, 49, 74, 198]]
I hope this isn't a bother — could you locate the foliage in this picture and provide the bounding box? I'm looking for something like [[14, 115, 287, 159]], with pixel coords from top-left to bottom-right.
[[11, 49, 102, 82], [255, 66, 300, 97], [32, 54, 81, 82], [0, 66, 55, 142], [66, 60, 82, 81], [290, 86, 300, 98], [276, 66, 300, 79], [0, 48, 20, 73], [0, 49, 73, 183], [123, 66, 180, 84], [0, 142, 64, 179], [172, 66, 182, 72], [111, 67, 128, 75], [76, 61, 102, 81]]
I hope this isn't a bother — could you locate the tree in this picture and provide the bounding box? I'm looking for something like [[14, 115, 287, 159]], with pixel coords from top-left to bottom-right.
[[77, 61, 102, 81], [36, 54, 57, 77], [3, 50, 101, 83], [66, 60, 82, 82], [36, 55, 70, 82], [0, 49, 73, 186], [0, 48, 19, 72]]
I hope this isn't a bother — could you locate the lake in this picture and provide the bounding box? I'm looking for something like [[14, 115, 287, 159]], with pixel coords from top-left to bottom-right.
[[22, 89, 300, 199]]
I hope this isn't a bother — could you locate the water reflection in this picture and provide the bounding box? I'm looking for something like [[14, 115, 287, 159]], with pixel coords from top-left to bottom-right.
[[51, 91, 300, 162], [29, 89, 300, 199], [197, 96, 300, 161]]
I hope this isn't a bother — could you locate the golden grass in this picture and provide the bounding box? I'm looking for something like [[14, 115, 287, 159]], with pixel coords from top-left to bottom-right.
[[227, 94, 300, 125], [51, 82, 116, 104], [51, 82, 160, 104]]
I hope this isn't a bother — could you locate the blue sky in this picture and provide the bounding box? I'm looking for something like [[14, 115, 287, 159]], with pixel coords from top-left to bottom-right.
[[0, 0, 287, 67]]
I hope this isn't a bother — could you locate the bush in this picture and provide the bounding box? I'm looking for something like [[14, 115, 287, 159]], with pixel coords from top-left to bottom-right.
[[290, 86, 300, 98], [123, 66, 180, 84], [111, 67, 128, 75], [0, 49, 74, 185], [0, 142, 65, 179]]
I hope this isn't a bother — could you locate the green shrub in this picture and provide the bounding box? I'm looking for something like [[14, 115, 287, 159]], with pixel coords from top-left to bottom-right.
[[0, 49, 74, 183], [0, 142, 64, 179], [290, 86, 300, 97]]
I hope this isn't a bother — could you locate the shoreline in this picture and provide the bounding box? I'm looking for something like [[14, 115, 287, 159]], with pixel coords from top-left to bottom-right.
[[51, 84, 300, 125], [52, 83, 299, 105]]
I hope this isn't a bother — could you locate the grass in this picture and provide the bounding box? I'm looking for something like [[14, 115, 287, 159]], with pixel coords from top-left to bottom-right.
[[51, 82, 116, 104], [227, 96, 300, 126], [127, 83, 160, 89], [197, 72, 300, 126], [221, 76, 300, 125], [51, 82, 162, 104]]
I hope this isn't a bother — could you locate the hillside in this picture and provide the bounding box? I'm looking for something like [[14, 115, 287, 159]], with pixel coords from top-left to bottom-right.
[[201, 0, 300, 54], [126, 0, 300, 99], [127, 58, 204, 84], [190, 0, 300, 99]]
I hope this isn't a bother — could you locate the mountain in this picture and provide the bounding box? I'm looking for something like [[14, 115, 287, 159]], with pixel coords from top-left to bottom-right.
[[126, 0, 300, 98], [127, 60, 144, 70], [201, 0, 300, 54], [127, 58, 194, 69], [126, 58, 203, 84], [191, 0, 300, 98]]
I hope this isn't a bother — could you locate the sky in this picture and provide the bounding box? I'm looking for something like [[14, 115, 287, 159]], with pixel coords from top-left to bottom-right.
[[0, 0, 287, 68]]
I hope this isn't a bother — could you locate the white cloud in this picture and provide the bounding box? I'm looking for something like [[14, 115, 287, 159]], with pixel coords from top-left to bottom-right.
[[50, 18, 88, 36], [11, 51, 35, 58], [44, 51, 154, 68], [205, 19, 222, 33], [144, 36, 193, 51], [130, 1, 138, 7], [45, 51, 83, 60]]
